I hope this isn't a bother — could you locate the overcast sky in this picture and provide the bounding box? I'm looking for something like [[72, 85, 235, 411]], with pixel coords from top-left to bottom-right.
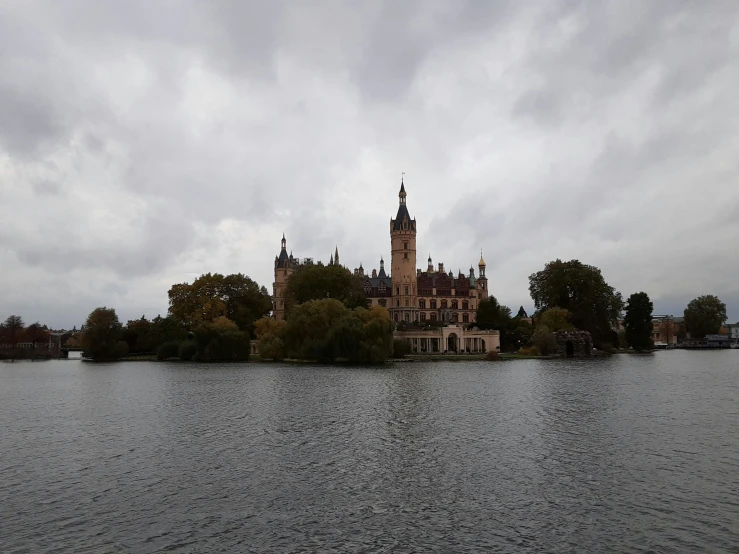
[[1, 0, 738, 329]]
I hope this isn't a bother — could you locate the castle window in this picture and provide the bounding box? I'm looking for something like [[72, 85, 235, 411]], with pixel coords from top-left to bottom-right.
[[404, 286, 409, 295], [404, 313, 409, 322], [404, 242, 408, 250], [452, 313, 458, 322], [396, 287, 400, 295], [419, 299, 426, 309], [451, 300, 458, 309], [430, 300, 437, 309], [379, 299, 387, 307], [462, 301, 469, 310], [394, 313, 399, 322], [396, 299, 400, 307], [430, 313, 437, 321], [420, 313, 426, 321], [463, 314, 469, 323], [441, 300, 447, 309]]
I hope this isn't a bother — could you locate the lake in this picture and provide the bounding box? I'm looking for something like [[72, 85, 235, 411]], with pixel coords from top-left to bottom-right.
[[1, 351, 737, 552]]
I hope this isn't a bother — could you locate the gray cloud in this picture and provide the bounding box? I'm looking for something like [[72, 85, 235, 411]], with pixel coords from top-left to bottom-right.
[[1, 0, 738, 328]]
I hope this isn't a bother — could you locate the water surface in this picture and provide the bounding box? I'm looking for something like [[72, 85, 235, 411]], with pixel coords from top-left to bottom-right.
[[1, 351, 737, 552]]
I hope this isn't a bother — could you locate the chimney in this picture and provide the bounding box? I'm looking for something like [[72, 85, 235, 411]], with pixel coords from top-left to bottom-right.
[[372, 269, 377, 278], [438, 262, 444, 273]]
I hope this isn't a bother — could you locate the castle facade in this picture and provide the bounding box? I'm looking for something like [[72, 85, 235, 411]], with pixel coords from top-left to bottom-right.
[[273, 180, 489, 325]]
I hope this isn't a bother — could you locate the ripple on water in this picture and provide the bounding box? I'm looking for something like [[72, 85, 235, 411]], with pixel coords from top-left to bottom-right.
[[1, 352, 738, 552]]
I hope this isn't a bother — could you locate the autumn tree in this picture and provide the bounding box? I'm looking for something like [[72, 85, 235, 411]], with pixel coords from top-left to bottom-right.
[[192, 316, 251, 362], [624, 292, 654, 351], [1, 315, 25, 349], [283, 264, 367, 314], [529, 259, 623, 347], [168, 273, 272, 335], [81, 307, 129, 360], [25, 322, 50, 348], [684, 295, 726, 338]]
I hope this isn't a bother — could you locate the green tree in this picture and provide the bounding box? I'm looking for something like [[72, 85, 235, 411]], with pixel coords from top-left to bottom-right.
[[532, 325, 557, 356], [254, 317, 287, 361], [537, 307, 574, 332], [283, 300, 393, 363], [684, 295, 727, 338], [529, 259, 623, 347], [193, 316, 251, 362], [624, 292, 654, 351], [168, 273, 272, 335], [475, 297, 512, 330], [122, 316, 156, 353], [283, 264, 367, 314], [80, 307, 129, 360]]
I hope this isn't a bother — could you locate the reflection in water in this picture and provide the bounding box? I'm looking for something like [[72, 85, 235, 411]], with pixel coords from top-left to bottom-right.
[[0, 351, 737, 552]]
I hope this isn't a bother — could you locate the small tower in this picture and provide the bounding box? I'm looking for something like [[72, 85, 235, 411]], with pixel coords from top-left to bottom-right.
[[477, 250, 488, 301], [427, 254, 433, 273], [389, 177, 418, 324]]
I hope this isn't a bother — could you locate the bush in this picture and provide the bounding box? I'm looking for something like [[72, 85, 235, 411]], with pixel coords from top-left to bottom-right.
[[533, 325, 557, 356], [391, 338, 412, 359], [157, 341, 181, 360], [178, 340, 198, 361], [485, 351, 500, 361], [518, 346, 540, 356]]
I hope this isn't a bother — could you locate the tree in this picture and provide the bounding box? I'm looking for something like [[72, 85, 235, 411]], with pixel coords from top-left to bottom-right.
[[80, 307, 129, 360], [475, 297, 512, 330], [516, 306, 528, 318], [1, 315, 25, 349], [283, 264, 367, 314], [122, 316, 156, 353], [624, 292, 654, 351], [684, 295, 727, 339], [537, 307, 574, 332], [168, 273, 272, 335], [529, 259, 623, 347], [532, 325, 557, 356], [254, 317, 287, 361], [193, 316, 251, 362], [24, 323, 51, 348], [283, 300, 393, 363]]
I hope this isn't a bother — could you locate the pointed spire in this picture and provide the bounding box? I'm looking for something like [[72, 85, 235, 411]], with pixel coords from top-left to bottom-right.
[[399, 174, 407, 205], [479, 248, 486, 267], [330, 253, 334, 265]]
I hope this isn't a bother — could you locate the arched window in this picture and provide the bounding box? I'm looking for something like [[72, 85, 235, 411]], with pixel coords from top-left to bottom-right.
[[430, 300, 437, 309], [451, 300, 458, 309], [430, 313, 437, 321], [463, 314, 469, 323], [378, 299, 387, 307], [394, 313, 399, 322], [404, 313, 409, 322], [462, 300, 469, 310], [419, 299, 426, 309], [420, 312, 426, 321], [441, 300, 447, 309]]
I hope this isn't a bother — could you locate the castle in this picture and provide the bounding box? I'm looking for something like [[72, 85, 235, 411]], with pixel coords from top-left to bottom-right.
[[273, 180, 489, 325]]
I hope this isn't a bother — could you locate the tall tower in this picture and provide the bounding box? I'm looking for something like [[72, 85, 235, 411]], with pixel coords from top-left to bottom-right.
[[273, 233, 295, 320], [390, 178, 418, 323]]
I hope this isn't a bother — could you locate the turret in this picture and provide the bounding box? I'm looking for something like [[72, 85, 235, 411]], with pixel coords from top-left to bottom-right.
[[428, 254, 433, 272]]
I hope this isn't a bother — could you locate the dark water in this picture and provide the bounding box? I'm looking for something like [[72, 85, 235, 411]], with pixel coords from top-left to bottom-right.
[[1, 352, 737, 553]]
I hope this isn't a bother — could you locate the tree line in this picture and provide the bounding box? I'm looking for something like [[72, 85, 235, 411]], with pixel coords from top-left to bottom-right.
[[474, 259, 728, 354]]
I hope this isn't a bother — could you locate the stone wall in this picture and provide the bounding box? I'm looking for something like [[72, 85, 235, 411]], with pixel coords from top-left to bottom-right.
[[553, 331, 592, 357]]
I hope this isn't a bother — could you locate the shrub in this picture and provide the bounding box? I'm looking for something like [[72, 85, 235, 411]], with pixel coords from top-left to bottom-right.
[[178, 340, 198, 361], [485, 351, 499, 361], [157, 340, 181, 360], [518, 346, 540, 356], [391, 338, 412, 358], [532, 326, 557, 356]]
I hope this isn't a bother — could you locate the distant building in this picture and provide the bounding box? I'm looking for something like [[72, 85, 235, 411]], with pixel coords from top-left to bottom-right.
[[651, 315, 681, 346]]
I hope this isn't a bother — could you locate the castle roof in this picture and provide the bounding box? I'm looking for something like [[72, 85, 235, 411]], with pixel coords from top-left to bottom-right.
[[392, 204, 415, 231]]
